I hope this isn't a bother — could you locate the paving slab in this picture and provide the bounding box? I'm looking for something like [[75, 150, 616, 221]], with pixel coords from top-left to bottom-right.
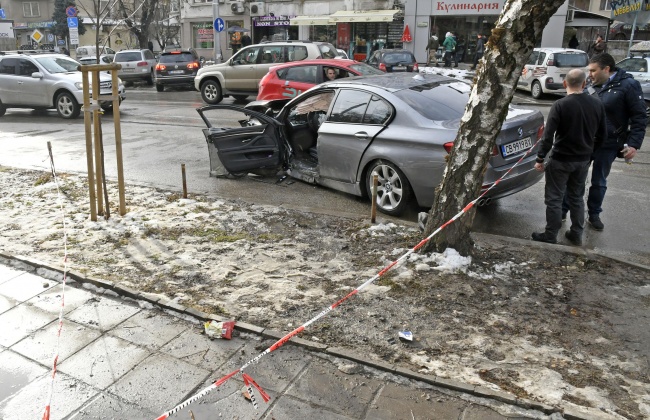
[[0, 264, 22, 285], [0, 372, 97, 420], [0, 305, 58, 347], [284, 356, 383, 418], [27, 284, 95, 315], [107, 352, 211, 413], [263, 394, 358, 419], [462, 404, 515, 420], [216, 339, 313, 394], [0, 350, 49, 403], [57, 335, 150, 390], [0, 272, 55, 304], [159, 327, 246, 371], [11, 319, 102, 366], [68, 391, 158, 420], [108, 309, 190, 351], [65, 296, 140, 331]]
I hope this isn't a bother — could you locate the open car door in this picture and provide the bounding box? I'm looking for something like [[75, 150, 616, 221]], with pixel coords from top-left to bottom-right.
[[197, 105, 285, 175]]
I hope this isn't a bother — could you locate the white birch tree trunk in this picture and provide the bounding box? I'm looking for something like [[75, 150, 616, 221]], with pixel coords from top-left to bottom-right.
[[422, 0, 567, 255]]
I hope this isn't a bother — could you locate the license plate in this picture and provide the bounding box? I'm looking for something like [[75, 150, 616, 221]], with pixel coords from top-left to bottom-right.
[[393, 66, 406, 71], [169, 70, 184, 74], [123, 68, 134, 72], [501, 136, 532, 157]]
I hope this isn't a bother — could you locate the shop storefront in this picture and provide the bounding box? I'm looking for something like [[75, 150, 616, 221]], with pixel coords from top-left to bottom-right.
[[12, 21, 55, 49], [428, 15, 499, 63], [252, 15, 297, 43]]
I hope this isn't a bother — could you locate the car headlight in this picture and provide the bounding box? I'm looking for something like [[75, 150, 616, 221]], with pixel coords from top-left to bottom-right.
[[74, 82, 83, 90]]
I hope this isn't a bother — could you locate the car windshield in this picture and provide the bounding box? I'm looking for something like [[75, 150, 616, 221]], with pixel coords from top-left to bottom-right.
[[160, 53, 195, 63], [34, 56, 80, 73], [349, 63, 385, 75], [115, 52, 142, 61], [318, 43, 338, 59], [383, 53, 415, 64], [394, 81, 470, 121], [554, 53, 588, 67]]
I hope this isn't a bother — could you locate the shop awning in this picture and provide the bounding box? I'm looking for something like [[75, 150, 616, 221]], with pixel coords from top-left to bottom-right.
[[290, 15, 333, 26], [329, 10, 399, 23]]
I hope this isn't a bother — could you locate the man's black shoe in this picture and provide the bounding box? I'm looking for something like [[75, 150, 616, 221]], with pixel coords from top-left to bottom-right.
[[531, 232, 557, 244], [588, 215, 604, 231], [565, 230, 582, 246]]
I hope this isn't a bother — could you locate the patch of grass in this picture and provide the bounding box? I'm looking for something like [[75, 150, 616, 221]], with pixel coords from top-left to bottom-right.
[[34, 173, 52, 186], [166, 193, 181, 202], [193, 205, 212, 213]]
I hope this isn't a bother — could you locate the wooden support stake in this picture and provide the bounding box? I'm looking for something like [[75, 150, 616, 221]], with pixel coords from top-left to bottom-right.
[[81, 71, 97, 221], [371, 174, 378, 224], [181, 164, 188, 199], [111, 70, 126, 216], [91, 71, 104, 215]]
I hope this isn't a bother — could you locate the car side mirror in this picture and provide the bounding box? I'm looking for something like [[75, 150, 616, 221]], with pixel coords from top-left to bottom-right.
[[31, 72, 43, 79]]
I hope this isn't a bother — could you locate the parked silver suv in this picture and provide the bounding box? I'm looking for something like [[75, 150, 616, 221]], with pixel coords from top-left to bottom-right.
[[0, 52, 126, 119], [113, 49, 157, 85], [195, 40, 338, 104]]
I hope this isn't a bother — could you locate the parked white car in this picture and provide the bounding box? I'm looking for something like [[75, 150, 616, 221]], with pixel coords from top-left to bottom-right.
[[113, 49, 157, 85], [0, 52, 125, 119], [517, 48, 589, 99]]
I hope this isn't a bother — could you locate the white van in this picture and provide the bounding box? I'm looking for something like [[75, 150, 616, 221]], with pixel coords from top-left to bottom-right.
[[75, 45, 116, 61], [518, 48, 589, 99]]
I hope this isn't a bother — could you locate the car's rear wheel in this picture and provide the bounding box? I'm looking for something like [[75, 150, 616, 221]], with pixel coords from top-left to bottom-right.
[[146, 71, 154, 85], [531, 81, 543, 99], [201, 80, 223, 104], [156, 84, 164, 92], [55, 92, 80, 119], [366, 160, 413, 216], [0, 101, 5, 117]]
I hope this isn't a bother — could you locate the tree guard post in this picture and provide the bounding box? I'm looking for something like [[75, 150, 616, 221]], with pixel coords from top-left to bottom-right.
[[81, 70, 98, 221], [181, 164, 188, 199], [91, 70, 104, 215], [371, 174, 378, 223]]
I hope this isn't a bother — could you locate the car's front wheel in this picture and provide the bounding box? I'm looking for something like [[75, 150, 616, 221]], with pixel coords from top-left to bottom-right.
[[0, 101, 6, 117], [201, 80, 223, 104], [156, 84, 164, 92], [55, 92, 80, 119], [366, 160, 413, 216], [146, 71, 154, 86], [531, 81, 543, 99]]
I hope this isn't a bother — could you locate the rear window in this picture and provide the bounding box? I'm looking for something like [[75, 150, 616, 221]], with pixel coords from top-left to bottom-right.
[[317, 43, 338, 59], [383, 52, 415, 65], [553, 53, 588, 67], [115, 52, 143, 62], [349, 63, 384, 75], [159, 53, 195, 63], [394, 81, 470, 121]]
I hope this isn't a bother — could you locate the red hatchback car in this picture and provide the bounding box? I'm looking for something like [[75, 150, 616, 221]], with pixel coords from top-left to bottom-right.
[[257, 59, 384, 101]]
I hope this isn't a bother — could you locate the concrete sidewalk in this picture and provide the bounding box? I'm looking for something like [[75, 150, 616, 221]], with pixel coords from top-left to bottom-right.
[[0, 259, 566, 420]]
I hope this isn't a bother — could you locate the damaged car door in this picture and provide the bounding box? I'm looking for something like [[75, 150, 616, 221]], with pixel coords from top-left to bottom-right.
[[197, 105, 285, 175]]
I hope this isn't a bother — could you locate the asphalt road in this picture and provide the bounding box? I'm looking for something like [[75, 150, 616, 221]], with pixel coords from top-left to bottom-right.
[[1, 86, 648, 266]]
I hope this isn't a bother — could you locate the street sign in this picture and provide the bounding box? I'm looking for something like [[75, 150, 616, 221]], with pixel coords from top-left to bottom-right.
[[57, 39, 65, 45], [47, 33, 54, 42], [69, 27, 79, 45], [67, 17, 78, 28], [0, 9, 6, 19], [65, 6, 77, 17], [31, 29, 44, 43], [214, 17, 225, 32]]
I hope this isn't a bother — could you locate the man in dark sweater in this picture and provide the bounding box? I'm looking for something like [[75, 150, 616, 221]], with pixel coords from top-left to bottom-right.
[[532, 69, 607, 245]]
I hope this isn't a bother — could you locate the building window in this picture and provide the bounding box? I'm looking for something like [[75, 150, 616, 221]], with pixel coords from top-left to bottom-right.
[[600, 0, 611, 11], [23, 2, 40, 17], [192, 22, 213, 48]]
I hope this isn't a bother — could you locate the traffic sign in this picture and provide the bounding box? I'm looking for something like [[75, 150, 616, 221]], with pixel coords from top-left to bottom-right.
[[47, 33, 54, 42], [67, 17, 78, 28], [69, 27, 79, 44], [0, 9, 6, 19], [214, 18, 225, 33], [31, 29, 44, 43], [65, 6, 77, 17]]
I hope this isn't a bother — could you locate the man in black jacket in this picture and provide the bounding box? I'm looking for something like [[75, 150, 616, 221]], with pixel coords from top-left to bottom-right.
[[570, 53, 647, 231], [532, 69, 607, 245]]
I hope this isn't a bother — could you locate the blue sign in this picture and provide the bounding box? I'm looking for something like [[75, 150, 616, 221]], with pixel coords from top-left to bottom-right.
[[214, 18, 224, 33], [0, 9, 6, 19], [65, 6, 77, 17], [47, 33, 54, 42], [58, 39, 65, 45], [67, 17, 78, 28]]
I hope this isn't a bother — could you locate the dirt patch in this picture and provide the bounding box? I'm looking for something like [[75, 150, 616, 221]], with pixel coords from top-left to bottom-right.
[[1, 167, 649, 419]]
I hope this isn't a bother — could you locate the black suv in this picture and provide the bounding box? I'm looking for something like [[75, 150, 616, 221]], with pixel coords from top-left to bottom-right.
[[366, 49, 419, 73], [154, 48, 201, 92]]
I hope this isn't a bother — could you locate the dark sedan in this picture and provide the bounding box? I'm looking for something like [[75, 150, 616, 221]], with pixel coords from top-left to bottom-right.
[[197, 73, 544, 216], [366, 49, 419, 73]]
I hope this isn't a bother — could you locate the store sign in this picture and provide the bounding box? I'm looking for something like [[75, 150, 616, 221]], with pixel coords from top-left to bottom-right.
[[253, 15, 293, 27], [610, 0, 650, 25], [0, 22, 14, 38], [431, 1, 505, 15], [12, 21, 55, 29]]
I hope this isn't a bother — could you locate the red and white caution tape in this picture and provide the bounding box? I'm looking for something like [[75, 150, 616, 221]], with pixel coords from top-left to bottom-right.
[[42, 144, 70, 420], [155, 136, 542, 419]]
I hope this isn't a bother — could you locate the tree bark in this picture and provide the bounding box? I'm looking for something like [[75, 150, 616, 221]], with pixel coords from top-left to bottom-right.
[[422, 0, 567, 256]]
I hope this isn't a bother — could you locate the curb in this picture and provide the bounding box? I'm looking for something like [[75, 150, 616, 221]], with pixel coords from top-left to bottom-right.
[[0, 251, 591, 419]]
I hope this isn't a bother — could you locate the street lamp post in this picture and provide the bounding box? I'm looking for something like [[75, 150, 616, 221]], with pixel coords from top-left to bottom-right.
[[212, 2, 222, 63]]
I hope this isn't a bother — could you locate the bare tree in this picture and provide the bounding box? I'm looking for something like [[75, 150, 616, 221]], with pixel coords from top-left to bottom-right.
[[74, 0, 117, 58], [422, 0, 567, 255], [116, 0, 159, 49], [151, 0, 179, 50]]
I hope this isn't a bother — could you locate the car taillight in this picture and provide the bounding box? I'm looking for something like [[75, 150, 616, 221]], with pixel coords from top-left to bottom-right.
[[379, 63, 386, 72], [443, 142, 454, 153], [155, 63, 166, 71], [187, 62, 200, 70], [413, 63, 419, 72], [491, 145, 499, 156], [537, 123, 545, 139], [137, 61, 148, 67]]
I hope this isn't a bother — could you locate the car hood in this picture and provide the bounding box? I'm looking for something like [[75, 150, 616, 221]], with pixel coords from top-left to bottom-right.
[[198, 61, 230, 75], [48, 70, 115, 83]]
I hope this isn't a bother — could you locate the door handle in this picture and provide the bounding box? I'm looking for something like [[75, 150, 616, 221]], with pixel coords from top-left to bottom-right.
[[17, 81, 24, 85], [354, 132, 369, 139]]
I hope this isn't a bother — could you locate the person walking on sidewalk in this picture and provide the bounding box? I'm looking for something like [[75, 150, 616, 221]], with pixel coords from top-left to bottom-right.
[[563, 53, 647, 231], [532, 69, 607, 245], [426, 34, 439, 67], [471, 34, 485, 70], [442, 32, 456, 67]]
